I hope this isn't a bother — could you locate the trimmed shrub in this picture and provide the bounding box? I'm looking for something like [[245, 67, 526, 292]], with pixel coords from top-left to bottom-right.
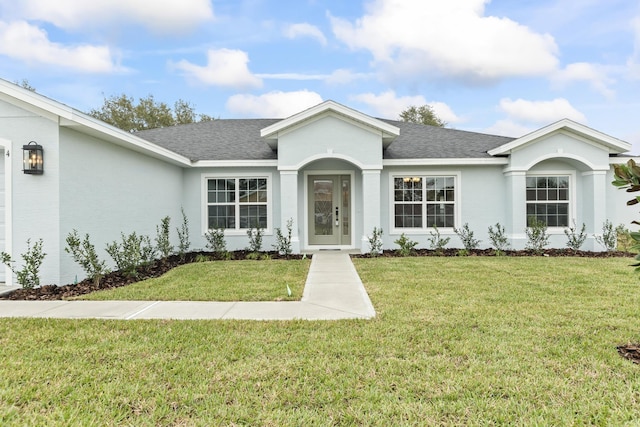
[[394, 233, 417, 257], [1, 238, 46, 289], [65, 230, 109, 286]]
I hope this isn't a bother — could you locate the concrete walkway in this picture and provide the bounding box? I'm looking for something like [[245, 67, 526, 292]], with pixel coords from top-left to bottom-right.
[[0, 253, 375, 321]]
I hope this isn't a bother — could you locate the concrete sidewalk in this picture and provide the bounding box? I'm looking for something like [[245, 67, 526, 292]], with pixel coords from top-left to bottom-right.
[[0, 253, 375, 321]]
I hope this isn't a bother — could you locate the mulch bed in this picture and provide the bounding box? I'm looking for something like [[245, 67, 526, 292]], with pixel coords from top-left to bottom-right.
[[617, 344, 640, 364], [354, 248, 633, 258]]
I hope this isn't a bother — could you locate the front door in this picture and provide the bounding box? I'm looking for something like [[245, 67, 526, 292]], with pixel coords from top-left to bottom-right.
[[308, 175, 351, 246]]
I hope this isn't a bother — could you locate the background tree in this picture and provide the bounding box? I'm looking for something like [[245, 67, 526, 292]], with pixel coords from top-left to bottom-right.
[[399, 105, 447, 127], [15, 79, 36, 92], [88, 94, 214, 132]]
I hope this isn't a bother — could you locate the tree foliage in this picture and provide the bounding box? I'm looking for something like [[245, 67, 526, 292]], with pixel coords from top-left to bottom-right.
[[399, 105, 447, 127], [612, 159, 640, 269], [15, 79, 36, 92], [88, 94, 214, 132]]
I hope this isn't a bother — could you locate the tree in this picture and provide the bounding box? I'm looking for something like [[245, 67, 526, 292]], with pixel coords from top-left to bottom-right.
[[15, 79, 36, 92], [88, 94, 214, 132], [612, 159, 640, 269], [399, 105, 446, 127]]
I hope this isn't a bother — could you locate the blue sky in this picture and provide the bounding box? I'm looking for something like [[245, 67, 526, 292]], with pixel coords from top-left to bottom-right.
[[1, 0, 640, 152]]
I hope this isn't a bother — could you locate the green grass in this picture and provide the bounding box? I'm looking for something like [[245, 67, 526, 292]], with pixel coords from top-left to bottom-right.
[[2, 257, 640, 425], [77, 259, 310, 301]]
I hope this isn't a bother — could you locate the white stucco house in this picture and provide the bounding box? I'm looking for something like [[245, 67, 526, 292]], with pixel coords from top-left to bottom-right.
[[0, 79, 636, 286]]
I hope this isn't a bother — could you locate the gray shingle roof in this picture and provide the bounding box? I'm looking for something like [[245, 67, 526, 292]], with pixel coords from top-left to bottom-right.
[[380, 119, 515, 159], [137, 119, 280, 161], [136, 118, 515, 162]]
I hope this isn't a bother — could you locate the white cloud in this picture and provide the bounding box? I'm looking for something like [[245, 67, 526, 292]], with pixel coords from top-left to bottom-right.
[[486, 97, 587, 137], [351, 90, 461, 123], [0, 20, 122, 73], [256, 72, 329, 80], [173, 49, 262, 89], [0, 0, 214, 34], [226, 90, 323, 118], [255, 69, 370, 85], [284, 23, 327, 46], [628, 16, 640, 79], [499, 98, 587, 124], [483, 119, 535, 138], [330, 0, 559, 83], [553, 62, 615, 98], [325, 69, 370, 85]]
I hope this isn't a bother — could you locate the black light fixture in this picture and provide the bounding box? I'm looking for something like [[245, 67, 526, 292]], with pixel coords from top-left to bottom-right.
[[22, 141, 44, 175]]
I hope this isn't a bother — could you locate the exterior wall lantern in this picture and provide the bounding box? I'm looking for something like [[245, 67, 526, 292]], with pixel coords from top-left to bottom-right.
[[22, 141, 44, 175]]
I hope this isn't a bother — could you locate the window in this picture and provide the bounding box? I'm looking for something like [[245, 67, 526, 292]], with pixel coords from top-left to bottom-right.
[[393, 175, 456, 229], [206, 177, 268, 230], [526, 175, 569, 227]]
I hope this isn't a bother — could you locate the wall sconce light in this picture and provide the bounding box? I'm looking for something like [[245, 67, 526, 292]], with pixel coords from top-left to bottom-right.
[[22, 141, 43, 175]]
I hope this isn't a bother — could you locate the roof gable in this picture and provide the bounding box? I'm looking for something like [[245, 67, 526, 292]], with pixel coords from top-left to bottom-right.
[[260, 100, 400, 149], [488, 119, 631, 156]]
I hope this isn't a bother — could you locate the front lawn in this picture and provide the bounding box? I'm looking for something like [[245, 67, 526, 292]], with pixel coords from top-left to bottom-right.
[[1, 257, 640, 425], [76, 259, 310, 301]]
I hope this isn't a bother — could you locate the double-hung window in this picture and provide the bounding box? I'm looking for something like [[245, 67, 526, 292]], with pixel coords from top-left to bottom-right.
[[206, 176, 269, 231], [393, 175, 456, 229], [526, 175, 570, 227]]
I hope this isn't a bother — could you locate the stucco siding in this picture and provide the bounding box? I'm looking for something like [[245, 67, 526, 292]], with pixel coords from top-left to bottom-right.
[[59, 127, 184, 285], [277, 115, 383, 169], [510, 132, 610, 171], [0, 99, 60, 286]]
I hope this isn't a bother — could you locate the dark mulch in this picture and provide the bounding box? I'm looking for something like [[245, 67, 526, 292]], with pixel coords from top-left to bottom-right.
[[617, 344, 640, 364], [354, 248, 633, 258], [0, 251, 301, 301]]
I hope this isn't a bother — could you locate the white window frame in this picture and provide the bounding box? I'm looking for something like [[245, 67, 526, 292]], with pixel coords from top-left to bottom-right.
[[525, 171, 576, 233], [201, 173, 273, 235], [389, 172, 461, 235]]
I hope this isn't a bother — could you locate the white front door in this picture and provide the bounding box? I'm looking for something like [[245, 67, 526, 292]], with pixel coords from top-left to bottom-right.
[[308, 175, 351, 246]]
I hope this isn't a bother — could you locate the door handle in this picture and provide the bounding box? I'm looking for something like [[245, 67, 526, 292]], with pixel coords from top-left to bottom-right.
[[335, 206, 339, 226]]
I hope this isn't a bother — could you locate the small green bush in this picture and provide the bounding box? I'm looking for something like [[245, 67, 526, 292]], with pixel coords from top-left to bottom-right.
[[525, 217, 549, 254], [564, 221, 587, 252], [427, 225, 450, 255], [394, 233, 417, 257], [155, 216, 173, 259], [273, 218, 294, 256], [487, 222, 510, 255], [176, 207, 190, 261], [454, 223, 480, 253], [594, 219, 617, 252], [205, 227, 228, 259], [106, 232, 156, 278], [1, 238, 46, 289], [246, 224, 264, 254], [65, 230, 109, 286], [368, 227, 384, 257]]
